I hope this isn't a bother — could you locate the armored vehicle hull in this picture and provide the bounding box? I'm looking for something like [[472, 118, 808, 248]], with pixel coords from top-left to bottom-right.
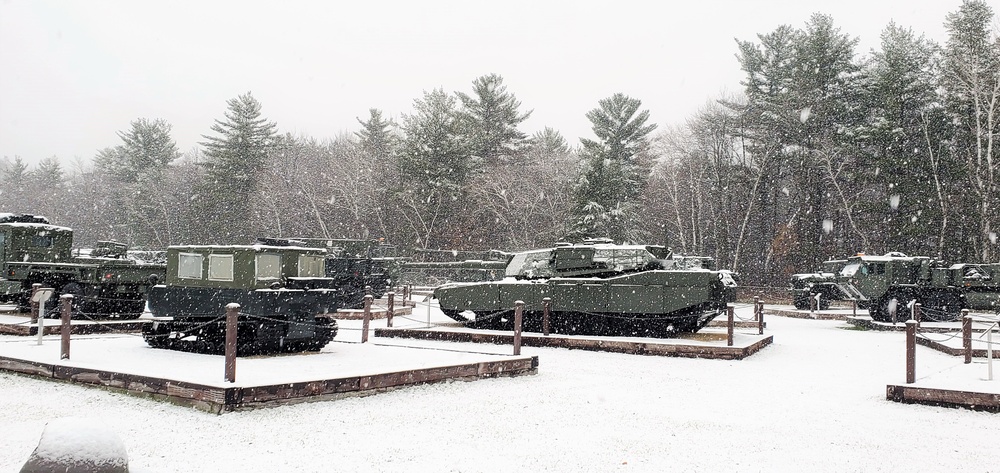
[[434, 242, 737, 337], [141, 245, 342, 355]]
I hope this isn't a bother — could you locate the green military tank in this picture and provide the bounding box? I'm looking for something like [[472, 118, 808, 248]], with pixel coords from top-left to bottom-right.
[[433, 240, 738, 336], [142, 244, 341, 355]]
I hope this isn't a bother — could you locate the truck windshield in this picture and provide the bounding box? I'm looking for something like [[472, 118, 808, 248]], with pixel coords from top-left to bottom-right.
[[840, 263, 861, 277]]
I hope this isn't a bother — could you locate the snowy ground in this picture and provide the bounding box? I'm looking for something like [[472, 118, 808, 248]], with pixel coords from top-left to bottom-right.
[[1, 303, 999, 472]]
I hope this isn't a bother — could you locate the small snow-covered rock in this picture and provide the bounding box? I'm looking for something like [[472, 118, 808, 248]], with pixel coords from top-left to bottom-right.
[[20, 417, 129, 473]]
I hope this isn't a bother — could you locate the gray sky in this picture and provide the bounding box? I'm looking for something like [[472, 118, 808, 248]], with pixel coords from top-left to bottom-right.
[[0, 0, 958, 164]]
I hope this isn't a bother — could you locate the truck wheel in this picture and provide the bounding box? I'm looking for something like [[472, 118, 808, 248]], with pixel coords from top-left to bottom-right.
[[792, 295, 810, 310], [868, 297, 888, 322]]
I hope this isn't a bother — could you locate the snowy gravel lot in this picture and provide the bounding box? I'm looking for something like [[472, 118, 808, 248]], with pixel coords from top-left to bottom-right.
[[1, 305, 998, 472]]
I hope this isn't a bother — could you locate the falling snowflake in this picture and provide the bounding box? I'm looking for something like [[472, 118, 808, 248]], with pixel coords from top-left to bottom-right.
[[799, 107, 812, 123]]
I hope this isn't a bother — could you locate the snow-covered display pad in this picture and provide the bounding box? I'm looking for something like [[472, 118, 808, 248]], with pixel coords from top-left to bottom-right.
[[0, 331, 537, 413]]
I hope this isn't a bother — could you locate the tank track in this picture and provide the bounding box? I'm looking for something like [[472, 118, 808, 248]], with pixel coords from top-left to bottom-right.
[[143, 315, 338, 356], [447, 303, 723, 338]]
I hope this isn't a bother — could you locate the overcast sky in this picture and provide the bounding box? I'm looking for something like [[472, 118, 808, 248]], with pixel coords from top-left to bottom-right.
[[0, 0, 961, 164]]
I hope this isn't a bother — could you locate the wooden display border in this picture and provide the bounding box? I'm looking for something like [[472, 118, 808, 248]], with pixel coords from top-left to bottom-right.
[[0, 354, 538, 414]]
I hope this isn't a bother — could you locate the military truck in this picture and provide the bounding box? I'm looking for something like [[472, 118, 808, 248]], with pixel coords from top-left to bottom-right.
[[142, 243, 341, 355], [0, 213, 165, 316], [789, 252, 1000, 321], [434, 240, 737, 336]]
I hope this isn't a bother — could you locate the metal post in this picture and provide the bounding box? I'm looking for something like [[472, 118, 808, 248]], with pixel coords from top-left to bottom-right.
[[852, 300, 857, 317], [542, 297, 551, 336], [513, 301, 524, 356], [35, 300, 44, 345], [757, 300, 764, 335], [386, 291, 395, 328], [906, 320, 916, 384], [34, 288, 53, 346], [29, 283, 40, 324], [60, 295, 72, 360], [810, 292, 816, 314], [727, 305, 734, 347], [225, 303, 239, 383], [913, 302, 921, 328], [989, 322, 995, 381], [963, 310, 972, 364], [362, 294, 373, 343]]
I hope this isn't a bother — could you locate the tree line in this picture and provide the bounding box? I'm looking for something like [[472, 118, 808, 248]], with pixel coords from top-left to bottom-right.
[[1, 0, 997, 287]]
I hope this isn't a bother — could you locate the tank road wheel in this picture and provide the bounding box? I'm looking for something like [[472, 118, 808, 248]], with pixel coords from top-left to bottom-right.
[[818, 297, 831, 310], [440, 309, 471, 323], [877, 294, 912, 324], [142, 321, 173, 349], [793, 294, 811, 310]]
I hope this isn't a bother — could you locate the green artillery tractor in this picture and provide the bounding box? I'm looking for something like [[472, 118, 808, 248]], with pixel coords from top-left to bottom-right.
[[142, 244, 342, 355]]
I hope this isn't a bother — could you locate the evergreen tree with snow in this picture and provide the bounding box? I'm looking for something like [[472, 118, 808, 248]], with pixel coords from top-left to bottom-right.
[[197, 92, 278, 243], [95, 118, 179, 185], [356, 108, 397, 161], [456, 73, 532, 166], [940, 0, 1000, 261], [395, 88, 471, 249], [568, 93, 656, 243], [93, 118, 181, 246]]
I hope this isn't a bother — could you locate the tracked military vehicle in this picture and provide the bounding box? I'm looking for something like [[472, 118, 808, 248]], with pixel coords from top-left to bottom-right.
[[789, 252, 1000, 322], [0, 213, 165, 316], [142, 244, 341, 355], [433, 241, 737, 336]]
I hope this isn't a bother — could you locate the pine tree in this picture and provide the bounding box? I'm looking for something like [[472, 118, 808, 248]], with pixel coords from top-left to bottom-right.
[[395, 89, 470, 249], [528, 127, 569, 158], [3, 156, 29, 193], [197, 92, 278, 243], [95, 118, 179, 184], [569, 93, 656, 243], [91, 118, 181, 246], [356, 108, 397, 160], [864, 23, 954, 257], [356, 109, 400, 240], [941, 0, 1000, 261], [456, 74, 532, 165], [734, 15, 863, 276]]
